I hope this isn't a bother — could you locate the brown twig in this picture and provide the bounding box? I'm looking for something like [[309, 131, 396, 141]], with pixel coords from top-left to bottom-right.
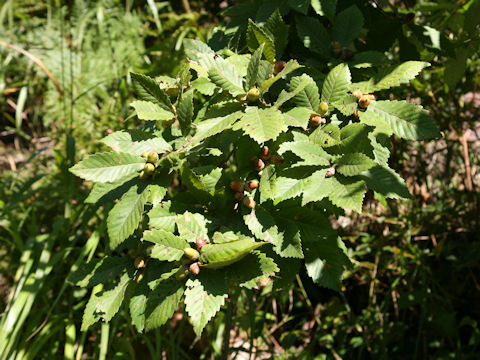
[[448, 124, 473, 192]]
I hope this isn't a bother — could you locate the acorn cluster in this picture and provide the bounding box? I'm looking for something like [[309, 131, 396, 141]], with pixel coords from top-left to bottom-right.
[[175, 238, 207, 281], [309, 101, 329, 126], [139, 151, 159, 179], [352, 89, 376, 109]]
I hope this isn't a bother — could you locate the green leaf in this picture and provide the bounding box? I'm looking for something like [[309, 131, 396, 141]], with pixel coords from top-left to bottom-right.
[[301, 169, 332, 205], [144, 229, 189, 261], [296, 16, 330, 57], [364, 100, 440, 140], [145, 275, 184, 331], [259, 164, 276, 203], [326, 176, 366, 212], [130, 72, 173, 112], [70, 152, 145, 183], [372, 61, 430, 91], [184, 271, 227, 336], [225, 251, 279, 288], [311, 0, 337, 21], [212, 231, 239, 244], [263, 9, 289, 59], [234, 107, 288, 144], [191, 77, 216, 95], [332, 5, 364, 47], [85, 174, 136, 204], [107, 184, 149, 249], [177, 89, 194, 135], [309, 123, 341, 147], [260, 60, 302, 94], [199, 238, 267, 269], [360, 165, 411, 199], [321, 63, 351, 105], [208, 57, 245, 96], [95, 273, 131, 322], [278, 135, 331, 166], [327, 123, 373, 155], [335, 153, 376, 176], [129, 274, 148, 332], [246, 43, 265, 90], [191, 111, 243, 147], [289, 74, 320, 111], [70, 257, 130, 287], [101, 130, 172, 155], [131, 100, 175, 121], [336, 94, 358, 116], [247, 20, 276, 63], [176, 211, 209, 241], [283, 107, 312, 128], [148, 201, 177, 232]]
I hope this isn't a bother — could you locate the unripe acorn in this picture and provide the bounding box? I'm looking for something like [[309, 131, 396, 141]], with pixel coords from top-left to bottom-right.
[[234, 192, 244, 201], [341, 48, 354, 60], [318, 102, 329, 116], [243, 196, 255, 209], [309, 114, 325, 126], [165, 87, 179, 97], [196, 238, 207, 251], [252, 157, 265, 171], [269, 155, 284, 165], [245, 179, 259, 192], [358, 95, 371, 108], [139, 170, 148, 180], [273, 60, 286, 75], [352, 89, 363, 99], [230, 180, 244, 192], [134, 257, 145, 269], [247, 88, 260, 103], [189, 262, 200, 275], [175, 266, 189, 281], [144, 163, 155, 175], [147, 151, 158, 164], [326, 166, 336, 178], [184, 247, 200, 261], [260, 145, 270, 160], [141, 151, 148, 159]]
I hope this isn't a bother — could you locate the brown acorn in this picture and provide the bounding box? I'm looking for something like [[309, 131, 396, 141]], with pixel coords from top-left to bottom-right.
[[234, 192, 244, 202], [273, 60, 286, 75], [243, 196, 256, 209], [196, 238, 207, 251], [269, 155, 284, 165], [252, 157, 265, 171], [309, 114, 325, 126], [189, 262, 200, 275], [230, 180, 244, 192], [260, 146, 270, 160], [134, 257, 145, 269], [358, 95, 371, 108], [352, 89, 363, 99], [325, 167, 336, 178], [245, 179, 259, 192]]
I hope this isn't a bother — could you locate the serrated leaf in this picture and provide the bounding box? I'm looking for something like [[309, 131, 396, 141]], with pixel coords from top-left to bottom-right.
[[326, 176, 366, 212], [199, 238, 267, 269], [144, 229, 188, 261], [96, 272, 132, 322], [283, 107, 312, 128], [321, 63, 351, 105], [311, 0, 337, 21], [275, 80, 309, 109], [372, 61, 430, 91], [129, 274, 148, 332], [336, 94, 358, 116], [101, 130, 171, 155], [309, 123, 341, 147], [212, 231, 239, 244], [259, 164, 276, 203], [327, 123, 373, 155], [278, 137, 331, 166], [131, 100, 175, 121], [360, 165, 411, 199], [246, 43, 265, 90], [263, 9, 289, 59], [177, 89, 194, 135], [148, 201, 177, 232], [234, 107, 287, 144], [184, 272, 227, 336], [145, 275, 184, 331], [225, 251, 279, 288], [131, 73, 173, 112], [247, 20, 276, 63], [191, 112, 243, 147], [107, 185, 149, 249], [260, 60, 302, 94], [82, 285, 103, 331], [191, 77, 216, 95], [296, 16, 330, 57], [365, 100, 440, 140], [289, 74, 320, 110], [336, 153, 376, 176], [256, 60, 274, 88], [176, 211, 209, 241], [70, 257, 130, 287], [85, 174, 137, 204], [208, 57, 245, 96], [332, 5, 364, 46], [301, 169, 332, 205], [245, 207, 286, 254], [70, 152, 145, 183]]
